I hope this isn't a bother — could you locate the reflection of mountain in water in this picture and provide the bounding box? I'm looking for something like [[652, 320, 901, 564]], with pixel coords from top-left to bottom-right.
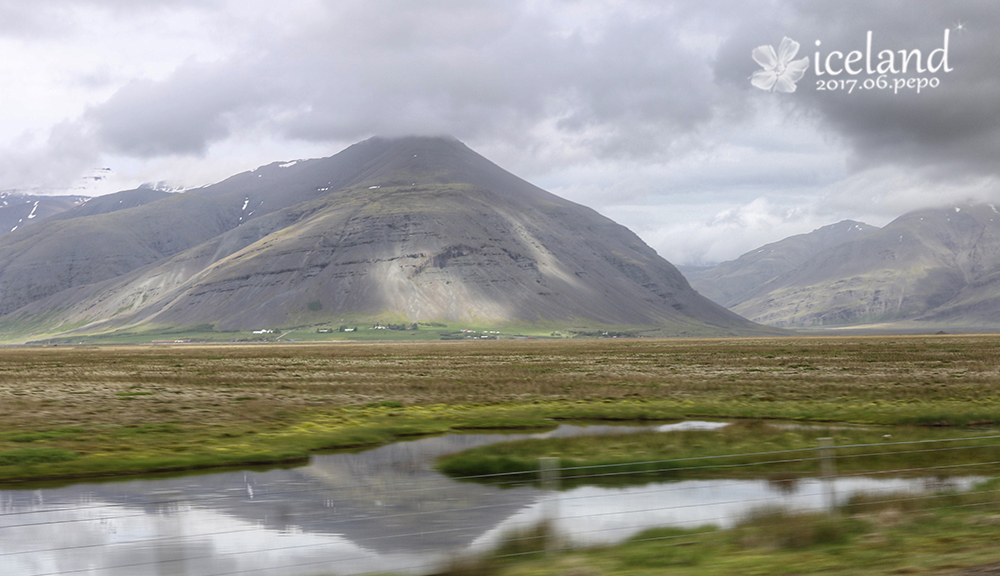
[[241, 433, 545, 553], [1, 425, 989, 576], [5, 428, 649, 555], [62, 426, 653, 553]]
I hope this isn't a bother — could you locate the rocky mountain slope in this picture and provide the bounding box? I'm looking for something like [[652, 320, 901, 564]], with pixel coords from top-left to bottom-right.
[[685, 220, 879, 307], [0, 136, 769, 339], [688, 205, 1000, 328]]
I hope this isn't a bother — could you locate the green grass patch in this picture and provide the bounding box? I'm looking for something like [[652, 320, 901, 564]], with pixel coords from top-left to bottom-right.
[[114, 423, 182, 435], [5, 427, 85, 443], [364, 400, 403, 409], [448, 416, 555, 430], [0, 447, 79, 466], [436, 420, 1000, 484]]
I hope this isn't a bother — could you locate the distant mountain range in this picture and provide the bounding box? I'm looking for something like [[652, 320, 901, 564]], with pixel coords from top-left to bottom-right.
[[0, 192, 90, 236], [0, 136, 769, 341], [684, 205, 1000, 329]]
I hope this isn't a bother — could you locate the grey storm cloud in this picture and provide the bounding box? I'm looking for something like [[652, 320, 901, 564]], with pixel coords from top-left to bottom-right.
[[83, 1, 730, 163], [76, 0, 1000, 185], [715, 0, 1000, 179], [88, 60, 263, 157]]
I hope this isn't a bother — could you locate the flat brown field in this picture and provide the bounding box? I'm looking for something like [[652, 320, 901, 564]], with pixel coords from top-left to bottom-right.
[[1, 334, 997, 431]]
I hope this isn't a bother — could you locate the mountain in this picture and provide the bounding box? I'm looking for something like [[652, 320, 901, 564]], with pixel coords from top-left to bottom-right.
[[0, 191, 242, 317], [684, 220, 879, 307], [0, 136, 769, 340], [0, 142, 438, 320], [695, 205, 1000, 328], [0, 192, 89, 236], [46, 188, 172, 221]]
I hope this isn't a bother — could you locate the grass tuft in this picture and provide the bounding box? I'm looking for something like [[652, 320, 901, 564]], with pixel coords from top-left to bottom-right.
[[735, 507, 862, 549]]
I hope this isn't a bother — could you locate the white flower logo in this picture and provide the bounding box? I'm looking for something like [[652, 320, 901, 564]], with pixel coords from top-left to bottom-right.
[[751, 37, 809, 93]]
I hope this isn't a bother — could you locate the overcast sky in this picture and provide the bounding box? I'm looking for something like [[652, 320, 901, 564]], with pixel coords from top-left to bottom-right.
[[0, 0, 996, 265]]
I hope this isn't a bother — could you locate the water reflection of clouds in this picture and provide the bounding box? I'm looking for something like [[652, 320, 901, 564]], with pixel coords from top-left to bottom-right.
[[1, 502, 437, 576], [475, 476, 986, 549], [0, 425, 988, 576], [656, 421, 730, 432]]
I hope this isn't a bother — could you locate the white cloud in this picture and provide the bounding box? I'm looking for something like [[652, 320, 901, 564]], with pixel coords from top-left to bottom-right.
[[615, 197, 828, 265], [818, 166, 1000, 221]]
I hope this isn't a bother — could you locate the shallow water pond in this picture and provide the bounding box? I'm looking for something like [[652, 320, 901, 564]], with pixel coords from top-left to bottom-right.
[[0, 422, 986, 575]]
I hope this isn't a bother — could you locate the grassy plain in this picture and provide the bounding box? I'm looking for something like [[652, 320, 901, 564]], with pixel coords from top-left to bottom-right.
[[2, 335, 1000, 483]]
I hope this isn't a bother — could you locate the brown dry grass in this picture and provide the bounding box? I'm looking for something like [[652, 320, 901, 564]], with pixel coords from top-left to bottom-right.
[[0, 334, 998, 433]]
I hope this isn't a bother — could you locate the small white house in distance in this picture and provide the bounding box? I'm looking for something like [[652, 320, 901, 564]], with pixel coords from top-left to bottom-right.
[[252, 329, 274, 334]]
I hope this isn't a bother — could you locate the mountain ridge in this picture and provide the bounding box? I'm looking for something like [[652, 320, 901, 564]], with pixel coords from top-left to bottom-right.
[[0, 136, 772, 340], [684, 220, 880, 307], [686, 204, 1000, 329]]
